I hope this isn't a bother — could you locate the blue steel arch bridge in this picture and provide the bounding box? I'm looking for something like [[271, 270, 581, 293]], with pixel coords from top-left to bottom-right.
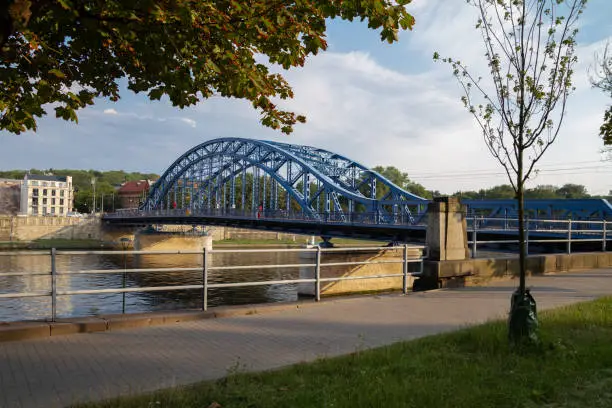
[[104, 138, 612, 242]]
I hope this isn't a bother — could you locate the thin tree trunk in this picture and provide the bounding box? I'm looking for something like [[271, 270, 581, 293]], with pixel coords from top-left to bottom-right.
[[517, 0, 527, 296], [517, 147, 526, 295]]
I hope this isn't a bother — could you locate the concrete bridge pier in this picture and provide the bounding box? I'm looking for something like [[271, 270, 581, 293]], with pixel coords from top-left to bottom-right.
[[297, 246, 423, 297], [426, 197, 469, 262], [133, 231, 213, 251], [417, 196, 471, 290]]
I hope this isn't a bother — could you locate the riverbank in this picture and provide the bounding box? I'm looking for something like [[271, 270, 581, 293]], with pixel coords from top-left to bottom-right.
[[2, 269, 612, 408], [214, 237, 387, 246], [0, 238, 114, 250], [76, 296, 612, 408], [0, 237, 387, 251]]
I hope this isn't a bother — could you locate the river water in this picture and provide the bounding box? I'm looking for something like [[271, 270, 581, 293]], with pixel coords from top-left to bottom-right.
[[0, 249, 304, 322]]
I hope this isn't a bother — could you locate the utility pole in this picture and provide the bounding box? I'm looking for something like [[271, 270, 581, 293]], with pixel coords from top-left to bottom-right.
[[91, 177, 96, 215]]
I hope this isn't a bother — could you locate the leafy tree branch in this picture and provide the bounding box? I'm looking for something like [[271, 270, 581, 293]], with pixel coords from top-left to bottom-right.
[[0, 0, 415, 135]]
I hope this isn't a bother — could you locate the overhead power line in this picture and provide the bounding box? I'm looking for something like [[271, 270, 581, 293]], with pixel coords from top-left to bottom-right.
[[407, 160, 610, 177], [409, 164, 611, 180]]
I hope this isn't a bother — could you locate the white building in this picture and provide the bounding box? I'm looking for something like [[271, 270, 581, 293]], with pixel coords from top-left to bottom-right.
[[20, 174, 74, 216]]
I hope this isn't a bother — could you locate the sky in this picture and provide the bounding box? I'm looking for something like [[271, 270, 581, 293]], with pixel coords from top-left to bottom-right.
[[1, 0, 611, 195]]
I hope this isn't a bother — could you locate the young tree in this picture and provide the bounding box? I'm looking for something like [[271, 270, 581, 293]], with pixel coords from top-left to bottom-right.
[[0, 1, 414, 135], [435, 0, 587, 343], [591, 43, 612, 147]]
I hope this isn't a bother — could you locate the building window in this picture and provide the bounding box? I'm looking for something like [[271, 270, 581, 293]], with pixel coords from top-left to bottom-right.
[[31, 181, 38, 186], [59, 208, 64, 214], [32, 197, 38, 206], [51, 182, 56, 187], [32, 206, 38, 214], [43, 198, 47, 205], [43, 182, 48, 187], [52, 198, 56, 205], [60, 199, 64, 206], [43, 189, 47, 196], [60, 190, 65, 197], [32, 188, 39, 197], [51, 207, 55, 214], [42, 207, 47, 215], [51, 189, 56, 196]]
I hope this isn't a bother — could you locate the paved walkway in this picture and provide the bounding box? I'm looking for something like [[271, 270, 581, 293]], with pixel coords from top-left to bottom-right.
[[2, 269, 612, 408]]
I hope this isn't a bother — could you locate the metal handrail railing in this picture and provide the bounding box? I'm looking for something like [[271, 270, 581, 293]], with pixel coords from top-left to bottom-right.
[[0, 245, 426, 321], [468, 216, 610, 258]]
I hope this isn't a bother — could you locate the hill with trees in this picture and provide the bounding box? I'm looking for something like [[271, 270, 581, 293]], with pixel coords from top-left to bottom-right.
[[0, 169, 158, 213]]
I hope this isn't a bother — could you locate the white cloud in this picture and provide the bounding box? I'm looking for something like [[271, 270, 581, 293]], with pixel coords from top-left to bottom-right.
[[180, 118, 197, 128], [1, 0, 610, 196]]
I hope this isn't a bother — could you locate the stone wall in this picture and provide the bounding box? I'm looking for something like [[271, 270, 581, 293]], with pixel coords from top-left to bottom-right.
[[133, 232, 213, 251], [420, 252, 612, 289], [298, 246, 423, 296], [0, 216, 312, 245], [0, 216, 85, 241], [216, 227, 309, 243]]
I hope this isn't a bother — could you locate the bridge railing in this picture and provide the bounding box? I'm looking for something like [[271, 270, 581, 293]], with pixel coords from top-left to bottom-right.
[[0, 245, 426, 322], [104, 208, 425, 226], [468, 217, 610, 258]]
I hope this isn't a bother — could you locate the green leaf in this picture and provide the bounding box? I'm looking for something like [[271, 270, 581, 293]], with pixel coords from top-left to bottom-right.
[[48, 69, 66, 79]]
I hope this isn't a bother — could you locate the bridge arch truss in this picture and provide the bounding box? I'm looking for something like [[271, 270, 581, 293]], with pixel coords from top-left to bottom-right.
[[142, 138, 428, 224]]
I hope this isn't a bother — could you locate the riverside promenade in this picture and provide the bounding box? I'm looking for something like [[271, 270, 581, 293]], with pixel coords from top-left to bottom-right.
[[2, 269, 612, 408]]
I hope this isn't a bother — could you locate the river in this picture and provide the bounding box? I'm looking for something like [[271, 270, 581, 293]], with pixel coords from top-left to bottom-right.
[[0, 249, 303, 322]]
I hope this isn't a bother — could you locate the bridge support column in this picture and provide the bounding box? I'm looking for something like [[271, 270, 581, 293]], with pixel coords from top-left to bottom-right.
[[134, 231, 213, 251], [298, 247, 421, 297], [426, 197, 469, 261]]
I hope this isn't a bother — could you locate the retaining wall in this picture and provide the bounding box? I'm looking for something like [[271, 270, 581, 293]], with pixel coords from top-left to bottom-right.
[[298, 247, 423, 296], [0, 216, 86, 241], [420, 252, 612, 289]]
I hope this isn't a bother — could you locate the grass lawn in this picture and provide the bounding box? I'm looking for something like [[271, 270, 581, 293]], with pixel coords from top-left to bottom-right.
[[75, 297, 612, 408], [214, 238, 304, 245], [214, 237, 387, 246], [29, 238, 110, 249]]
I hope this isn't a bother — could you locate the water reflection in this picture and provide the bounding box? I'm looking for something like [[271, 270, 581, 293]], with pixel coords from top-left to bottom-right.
[[0, 250, 301, 322]]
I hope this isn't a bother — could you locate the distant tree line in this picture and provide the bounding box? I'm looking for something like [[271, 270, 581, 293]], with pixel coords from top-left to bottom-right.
[[372, 166, 438, 199], [372, 166, 610, 201], [452, 184, 611, 200], [1, 167, 608, 215], [0, 169, 159, 213]]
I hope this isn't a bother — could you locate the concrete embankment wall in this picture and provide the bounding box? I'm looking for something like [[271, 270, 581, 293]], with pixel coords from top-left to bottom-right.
[[299, 247, 423, 296], [0, 216, 309, 246], [421, 252, 612, 289], [133, 232, 213, 251], [212, 227, 308, 242], [0, 216, 91, 241]]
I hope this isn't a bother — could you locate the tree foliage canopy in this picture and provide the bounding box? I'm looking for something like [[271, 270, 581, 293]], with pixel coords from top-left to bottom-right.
[[435, 0, 586, 192], [454, 183, 593, 199], [0, 168, 159, 212], [372, 165, 433, 199], [0, 0, 414, 134]]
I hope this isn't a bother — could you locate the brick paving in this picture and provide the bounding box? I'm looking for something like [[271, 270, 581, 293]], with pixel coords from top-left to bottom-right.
[[1, 269, 612, 408]]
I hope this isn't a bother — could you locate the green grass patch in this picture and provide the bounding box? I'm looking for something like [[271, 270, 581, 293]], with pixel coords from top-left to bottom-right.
[[0, 241, 29, 250], [29, 238, 110, 249], [214, 238, 303, 245], [75, 297, 612, 408], [214, 237, 387, 246]]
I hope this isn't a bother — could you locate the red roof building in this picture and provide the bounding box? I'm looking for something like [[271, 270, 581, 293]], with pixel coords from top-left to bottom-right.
[[117, 180, 151, 209]]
